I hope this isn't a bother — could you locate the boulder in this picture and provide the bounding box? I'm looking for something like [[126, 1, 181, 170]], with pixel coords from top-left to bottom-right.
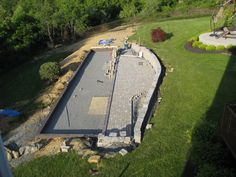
[[119, 149, 128, 156], [6, 151, 12, 161], [82, 149, 96, 159], [29, 146, 39, 153], [22, 145, 39, 155], [24, 146, 31, 155], [12, 151, 20, 159], [19, 146, 26, 155], [70, 140, 85, 151], [35, 143, 43, 150], [146, 123, 153, 130], [60, 145, 70, 152], [158, 97, 162, 103], [83, 140, 92, 148], [88, 155, 101, 164]]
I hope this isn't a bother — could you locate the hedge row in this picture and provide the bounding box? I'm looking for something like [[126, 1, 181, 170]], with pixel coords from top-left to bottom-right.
[[189, 36, 234, 51]]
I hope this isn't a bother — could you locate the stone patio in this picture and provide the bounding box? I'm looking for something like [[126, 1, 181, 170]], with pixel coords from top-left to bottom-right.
[[199, 31, 236, 47]]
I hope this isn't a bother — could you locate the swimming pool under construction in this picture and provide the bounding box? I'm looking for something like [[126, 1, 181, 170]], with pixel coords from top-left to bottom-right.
[[39, 44, 163, 144]]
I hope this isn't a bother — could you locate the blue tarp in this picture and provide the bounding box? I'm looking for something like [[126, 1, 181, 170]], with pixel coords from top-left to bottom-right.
[[0, 109, 21, 117], [98, 39, 113, 45]]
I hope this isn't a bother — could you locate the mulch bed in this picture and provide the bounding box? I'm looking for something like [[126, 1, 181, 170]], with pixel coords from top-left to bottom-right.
[[184, 42, 236, 56]]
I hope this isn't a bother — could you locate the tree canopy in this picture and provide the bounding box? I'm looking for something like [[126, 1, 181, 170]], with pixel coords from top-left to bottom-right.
[[0, 0, 219, 73]]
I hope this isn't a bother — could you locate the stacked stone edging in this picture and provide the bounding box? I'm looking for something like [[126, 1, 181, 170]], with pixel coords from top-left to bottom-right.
[[131, 43, 162, 143]]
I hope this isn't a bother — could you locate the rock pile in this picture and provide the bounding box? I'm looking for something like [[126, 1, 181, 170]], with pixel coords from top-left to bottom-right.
[[4, 136, 131, 167], [4, 142, 43, 161]]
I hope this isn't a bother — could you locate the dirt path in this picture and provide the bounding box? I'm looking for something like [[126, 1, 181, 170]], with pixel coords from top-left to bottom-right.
[[60, 24, 137, 69]]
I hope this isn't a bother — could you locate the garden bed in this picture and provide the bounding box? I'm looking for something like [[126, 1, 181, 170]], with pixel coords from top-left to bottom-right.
[[185, 41, 236, 56]]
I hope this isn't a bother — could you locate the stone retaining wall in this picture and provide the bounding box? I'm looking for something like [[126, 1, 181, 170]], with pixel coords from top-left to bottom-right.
[[131, 43, 162, 143]]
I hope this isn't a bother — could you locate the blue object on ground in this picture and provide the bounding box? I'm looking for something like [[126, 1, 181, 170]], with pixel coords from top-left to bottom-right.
[[0, 109, 21, 117], [98, 39, 113, 45]]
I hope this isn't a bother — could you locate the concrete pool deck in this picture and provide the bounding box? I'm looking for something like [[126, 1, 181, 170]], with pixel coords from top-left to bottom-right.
[[106, 55, 155, 137]]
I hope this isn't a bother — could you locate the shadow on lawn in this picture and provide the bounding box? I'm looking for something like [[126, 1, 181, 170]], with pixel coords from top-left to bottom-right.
[[182, 54, 236, 176], [0, 49, 81, 139]]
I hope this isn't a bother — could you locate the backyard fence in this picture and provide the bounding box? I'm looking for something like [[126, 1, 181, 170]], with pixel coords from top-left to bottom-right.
[[221, 104, 236, 159]]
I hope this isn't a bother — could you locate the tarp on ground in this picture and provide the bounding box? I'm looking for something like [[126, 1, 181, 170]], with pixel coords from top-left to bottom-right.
[[98, 39, 113, 45], [0, 109, 21, 117]]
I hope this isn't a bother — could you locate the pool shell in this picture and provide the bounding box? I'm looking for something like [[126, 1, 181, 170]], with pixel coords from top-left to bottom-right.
[[38, 48, 115, 138], [38, 45, 164, 143]]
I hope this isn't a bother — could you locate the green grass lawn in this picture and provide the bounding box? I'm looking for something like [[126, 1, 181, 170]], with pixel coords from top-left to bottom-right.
[[0, 51, 70, 110], [13, 17, 236, 177], [0, 51, 70, 134]]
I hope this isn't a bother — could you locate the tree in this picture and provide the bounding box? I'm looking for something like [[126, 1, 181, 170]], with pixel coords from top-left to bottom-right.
[[54, 0, 80, 41], [10, 5, 40, 51], [39, 62, 61, 81], [119, 0, 144, 18]]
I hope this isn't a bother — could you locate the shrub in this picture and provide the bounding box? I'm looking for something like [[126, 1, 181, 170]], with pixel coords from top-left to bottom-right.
[[189, 36, 199, 42], [205, 45, 216, 51], [192, 41, 201, 48], [226, 44, 234, 50], [198, 43, 207, 50], [216, 45, 225, 51], [151, 27, 167, 42], [39, 62, 61, 81]]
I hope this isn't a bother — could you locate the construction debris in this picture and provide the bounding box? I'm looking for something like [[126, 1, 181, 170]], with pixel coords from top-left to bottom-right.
[[119, 149, 128, 156]]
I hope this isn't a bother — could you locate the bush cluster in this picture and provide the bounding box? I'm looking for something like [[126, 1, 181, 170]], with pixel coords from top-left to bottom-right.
[[189, 36, 199, 42], [189, 36, 234, 51], [151, 27, 167, 42], [226, 44, 234, 49], [205, 45, 216, 51], [39, 62, 61, 81]]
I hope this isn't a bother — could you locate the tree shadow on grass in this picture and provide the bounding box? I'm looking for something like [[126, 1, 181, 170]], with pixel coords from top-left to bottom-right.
[[166, 32, 174, 40], [182, 54, 236, 176]]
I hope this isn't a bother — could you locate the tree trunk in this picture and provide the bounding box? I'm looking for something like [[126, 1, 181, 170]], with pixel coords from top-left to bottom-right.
[[52, 26, 55, 38], [68, 21, 75, 41], [47, 23, 54, 46], [61, 25, 64, 42], [73, 25, 76, 40]]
